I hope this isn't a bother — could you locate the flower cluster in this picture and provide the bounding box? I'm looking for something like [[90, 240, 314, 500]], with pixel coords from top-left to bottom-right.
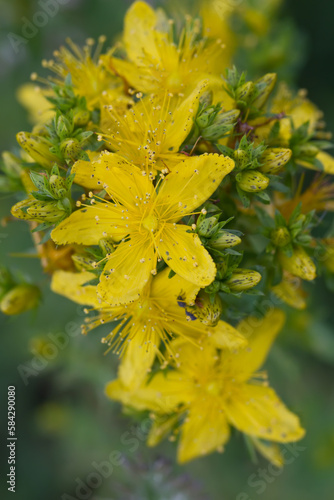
[[3, 1, 334, 465]]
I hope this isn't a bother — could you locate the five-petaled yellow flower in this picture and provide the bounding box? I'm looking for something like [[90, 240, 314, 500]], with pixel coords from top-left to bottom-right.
[[106, 309, 305, 463], [51, 151, 234, 305], [51, 268, 246, 388]]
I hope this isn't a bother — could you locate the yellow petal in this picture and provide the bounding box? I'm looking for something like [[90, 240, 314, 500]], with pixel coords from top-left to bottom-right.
[[210, 320, 248, 351], [118, 330, 160, 390], [98, 236, 156, 306], [249, 437, 284, 467], [105, 379, 168, 413], [51, 270, 100, 307], [51, 203, 127, 246], [123, 1, 160, 64], [90, 152, 155, 210], [17, 83, 54, 124], [163, 80, 209, 153], [222, 309, 286, 381], [157, 224, 216, 287], [225, 384, 305, 442], [150, 267, 200, 305], [157, 153, 234, 216], [71, 152, 102, 190], [177, 403, 230, 464]]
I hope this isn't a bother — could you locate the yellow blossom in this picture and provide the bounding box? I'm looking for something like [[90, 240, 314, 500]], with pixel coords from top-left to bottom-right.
[[41, 37, 125, 110], [51, 268, 246, 389], [106, 309, 305, 463], [51, 152, 234, 305], [100, 82, 209, 172], [104, 1, 229, 96]]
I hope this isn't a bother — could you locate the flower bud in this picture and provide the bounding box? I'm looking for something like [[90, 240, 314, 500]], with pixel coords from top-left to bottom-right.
[[201, 109, 240, 141], [60, 138, 82, 160], [197, 216, 219, 238], [279, 246, 316, 281], [73, 109, 90, 127], [252, 73, 277, 109], [196, 107, 215, 129], [49, 174, 67, 199], [208, 231, 242, 249], [259, 148, 292, 174], [26, 200, 67, 223], [16, 132, 58, 169], [185, 290, 223, 326], [271, 227, 291, 247], [226, 269, 262, 292], [236, 81, 255, 104], [72, 254, 97, 272], [56, 115, 72, 140], [2, 151, 22, 178], [236, 170, 269, 192], [99, 238, 115, 256], [297, 143, 319, 158], [272, 278, 306, 310], [0, 284, 40, 315]]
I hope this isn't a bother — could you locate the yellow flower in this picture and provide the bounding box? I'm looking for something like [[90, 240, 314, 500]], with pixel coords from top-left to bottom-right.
[[51, 152, 234, 305], [104, 1, 228, 96], [100, 82, 209, 172], [106, 309, 305, 463], [41, 37, 125, 110], [51, 268, 246, 389]]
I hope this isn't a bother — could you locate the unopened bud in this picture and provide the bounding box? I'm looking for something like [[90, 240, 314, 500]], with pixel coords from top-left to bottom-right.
[[185, 290, 223, 327], [226, 269, 262, 292], [279, 246, 316, 281], [60, 138, 82, 161], [0, 284, 40, 315], [271, 227, 291, 247], [99, 238, 115, 256], [201, 109, 240, 141], [49, 174, 67, 199], [297, 143, 319, 158], [56, 115, 72, 140], [252, 73, 277, 109], [26, 200, 67, 223], [209, 231, 242, 249], [236, 81, 255, 104], [236, 170, 269, 192], [16, 132, 58, 169], [259, 148, 292, 174], [72, 254, 97, 272], [197, 216, 219, 238], [73, 109, 90, 127]]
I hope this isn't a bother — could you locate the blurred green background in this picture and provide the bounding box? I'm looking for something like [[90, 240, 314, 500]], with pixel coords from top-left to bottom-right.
[[0, 1, 334, 499]]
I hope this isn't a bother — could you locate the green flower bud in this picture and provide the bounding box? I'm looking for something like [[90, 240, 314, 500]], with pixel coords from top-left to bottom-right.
[[225, 269, 262, 292], [297, 143, 319, 158], [259, 148, 292, 174], [73, 109, 90, 127], [26, 200, 66, 223], [17, 132, 58, 169], [209, 231, 242, 249], [186, 290, 223, 327], [56, 115, 72, 140], [236, 81, 255, 104], [49, 174, 67, 199], [197, 216, 219, 238], [279, 246, 316, 281], [99, 238, 115, 256], [2, 152, 22, 178], [252, 73, 277, 109], [215, 260, 228, 279], [201, 109, 240, 141], [271, 227, 291, 247], [60, 138, 82, 161], [196, 107, 215, 129], [0, 284, 40, 315], [236, 170, 269, 192], [72, 254, 97, 272]]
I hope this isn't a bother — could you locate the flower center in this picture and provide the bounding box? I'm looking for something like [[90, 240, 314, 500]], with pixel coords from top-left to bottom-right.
[[205, 380, 221, 397], [142, 215, 159, 233]]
